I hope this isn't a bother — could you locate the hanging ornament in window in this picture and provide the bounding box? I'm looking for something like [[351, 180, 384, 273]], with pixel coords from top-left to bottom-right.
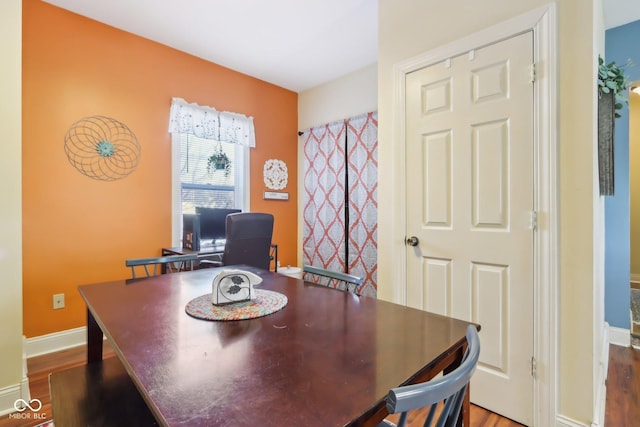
[[263, 159, 288, 190], [64, 115, 141, 181], [207, 141, 232, 177]]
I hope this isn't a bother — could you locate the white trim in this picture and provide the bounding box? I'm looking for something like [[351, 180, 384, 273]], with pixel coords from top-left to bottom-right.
[[21, 335, 30, 403], [608, 325, 631, 347], [4, 337, 33, 418], [5, 327, 92, 417], [556, 415, 590, 427], [22, 335, 28, 386], [592, 324, 610, 427], [242, 145, 251, 211], [24, 326, 86, 358], [0, 374, 29, 417], [0, 379, 45, 420], [19, 376, 30, 407], [390, 52, 408, 306], [532, 6, 558, 427], [391, 4, 557, 426], [630, 273, 640, 283], [171, 132, 182, 246], [0, 384, 21, 417]]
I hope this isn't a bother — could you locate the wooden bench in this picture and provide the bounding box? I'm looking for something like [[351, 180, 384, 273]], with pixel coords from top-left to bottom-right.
[[49, 356, 158, 426]]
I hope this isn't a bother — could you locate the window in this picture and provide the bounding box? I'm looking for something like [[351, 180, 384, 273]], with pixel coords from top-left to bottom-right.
[[180, 135, 239, 213], [168, 98, 254, 245], [171, 134, 249, 245]]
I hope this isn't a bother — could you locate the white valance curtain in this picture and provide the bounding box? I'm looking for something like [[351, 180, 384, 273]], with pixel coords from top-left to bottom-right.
[[168, 97, 256, 147]]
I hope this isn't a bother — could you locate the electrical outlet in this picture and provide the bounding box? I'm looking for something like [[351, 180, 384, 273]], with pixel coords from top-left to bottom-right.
[[53, 293, 65, 309]]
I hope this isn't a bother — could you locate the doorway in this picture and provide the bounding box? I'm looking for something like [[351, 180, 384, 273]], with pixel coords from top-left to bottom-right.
[[404, 32, 534, 425], [391, 6, 557, 426], [629, 80, 640, 345]]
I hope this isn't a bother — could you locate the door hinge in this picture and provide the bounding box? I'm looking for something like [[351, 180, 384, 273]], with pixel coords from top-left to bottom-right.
[[531, 356, 537, 378], [529, 63, 536, 83], [529, 211, 538, 231]]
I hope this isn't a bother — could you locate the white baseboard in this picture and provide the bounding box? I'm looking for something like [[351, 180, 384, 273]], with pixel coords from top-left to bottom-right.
[[0, 384, 21, 417], [556, 414, 590, 427], [0, 376, 30, 418], [592, 323, 609, 427], [629, 273, 640, 283], [0, 329, 87, 417], [25, 326, 87, 358], [608, 326, 631, 347]]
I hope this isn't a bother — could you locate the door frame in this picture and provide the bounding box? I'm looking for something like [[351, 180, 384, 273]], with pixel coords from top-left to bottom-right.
[[389, 5, 557, 426]]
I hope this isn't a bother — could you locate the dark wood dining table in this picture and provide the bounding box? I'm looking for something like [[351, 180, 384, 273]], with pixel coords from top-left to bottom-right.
[[78, 266, 476, 427]]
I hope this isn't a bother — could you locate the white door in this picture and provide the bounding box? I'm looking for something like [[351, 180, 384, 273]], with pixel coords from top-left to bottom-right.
[[405, 32, 534, 426]]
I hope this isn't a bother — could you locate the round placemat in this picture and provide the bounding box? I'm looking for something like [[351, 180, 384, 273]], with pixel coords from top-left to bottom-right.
[[185, 289, 288, 321]]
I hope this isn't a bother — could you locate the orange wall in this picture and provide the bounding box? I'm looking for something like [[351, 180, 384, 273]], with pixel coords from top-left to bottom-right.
[[22, 0, 298, 337]]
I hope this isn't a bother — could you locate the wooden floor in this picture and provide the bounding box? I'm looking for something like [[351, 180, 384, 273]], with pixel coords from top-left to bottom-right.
[[604, 343, 640, 426], [2, 344, 638, 426]]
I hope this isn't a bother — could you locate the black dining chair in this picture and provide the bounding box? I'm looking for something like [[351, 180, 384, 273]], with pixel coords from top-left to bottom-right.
[[201, 212, 274, 270], [376, 325, 481, 427], [302, 265, 364, 295], [125, 254, 198, 279]]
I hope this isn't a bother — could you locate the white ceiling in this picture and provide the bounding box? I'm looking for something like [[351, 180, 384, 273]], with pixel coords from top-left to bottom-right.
[[604, 0, 640, 29], [42, 0, 639, 93], [42, 0, 377, 93]]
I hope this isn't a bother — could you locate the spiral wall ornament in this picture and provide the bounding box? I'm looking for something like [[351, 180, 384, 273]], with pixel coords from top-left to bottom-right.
[[64, 115, 141, 181]]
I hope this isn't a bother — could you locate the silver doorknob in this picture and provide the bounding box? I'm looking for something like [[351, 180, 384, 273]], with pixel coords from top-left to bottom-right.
[[406, 236, 419, 247]]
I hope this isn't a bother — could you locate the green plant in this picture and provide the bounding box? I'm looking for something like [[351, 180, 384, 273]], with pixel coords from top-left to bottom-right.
[[207, 143, 231, 177], [598, 55, 633, 118]]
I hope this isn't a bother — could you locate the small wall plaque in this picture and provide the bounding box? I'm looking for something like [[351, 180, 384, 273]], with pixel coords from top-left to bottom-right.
[[264, 191, 289, 201]]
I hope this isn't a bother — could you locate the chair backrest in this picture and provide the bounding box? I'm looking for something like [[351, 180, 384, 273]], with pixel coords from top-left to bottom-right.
[[380, 325, 480, 427], [222, 212, 274, 270], [302, 265, 364, 295], [125, 254, 198, 279]]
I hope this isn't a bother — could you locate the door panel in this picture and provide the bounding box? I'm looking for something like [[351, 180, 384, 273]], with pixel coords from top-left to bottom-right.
[[424, 131, 452, 226], [405, 32, 534, 425], [472, 120, 508, 227], [423, 257, 452, 315]]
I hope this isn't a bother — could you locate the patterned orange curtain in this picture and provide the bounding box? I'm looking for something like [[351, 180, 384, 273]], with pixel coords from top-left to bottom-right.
[[303, 120, 346, 273], [346, 112, 378, 295], [302, 112, 378, 296]]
